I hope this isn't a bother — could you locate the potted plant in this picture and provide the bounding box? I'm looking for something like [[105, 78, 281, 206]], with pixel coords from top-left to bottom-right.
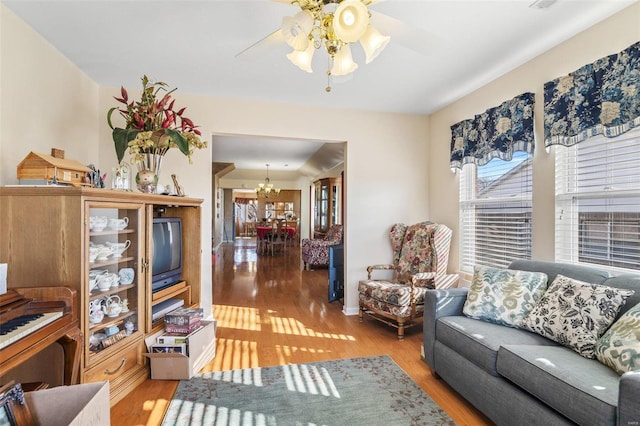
[[107, 75, 207, 193]]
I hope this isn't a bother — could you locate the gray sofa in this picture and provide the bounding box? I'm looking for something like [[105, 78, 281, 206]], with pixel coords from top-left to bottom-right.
[[422, 259, 640, 426]]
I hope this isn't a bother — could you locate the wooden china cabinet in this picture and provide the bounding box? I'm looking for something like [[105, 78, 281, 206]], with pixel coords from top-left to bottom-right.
[[313, 177, 342, 239], [0, 187, 202, 405]]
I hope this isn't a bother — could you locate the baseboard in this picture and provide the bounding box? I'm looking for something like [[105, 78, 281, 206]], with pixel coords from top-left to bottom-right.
[[343, 306, 359, 316]]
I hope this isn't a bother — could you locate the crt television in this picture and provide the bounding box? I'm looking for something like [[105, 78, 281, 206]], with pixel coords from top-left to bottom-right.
[[152, 217, 182, 292]]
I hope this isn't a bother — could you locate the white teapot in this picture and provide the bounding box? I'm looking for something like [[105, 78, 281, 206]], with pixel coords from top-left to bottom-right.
[[104, 295, 122, 317]]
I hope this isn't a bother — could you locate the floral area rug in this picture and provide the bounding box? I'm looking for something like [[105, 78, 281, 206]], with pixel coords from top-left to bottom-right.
[[162, 355, 454, 426]]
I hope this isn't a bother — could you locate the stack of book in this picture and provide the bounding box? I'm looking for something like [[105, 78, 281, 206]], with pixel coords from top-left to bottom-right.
[[150, 308, 205, 355]]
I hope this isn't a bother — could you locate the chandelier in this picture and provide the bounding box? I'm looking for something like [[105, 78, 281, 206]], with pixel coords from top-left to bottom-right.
[[281, 0, 390, 91], [255, 164, 280, 198]]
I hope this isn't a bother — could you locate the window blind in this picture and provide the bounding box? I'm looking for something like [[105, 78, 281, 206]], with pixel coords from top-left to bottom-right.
[[459, 152, 533, 273], [555, 129, 640, 273]]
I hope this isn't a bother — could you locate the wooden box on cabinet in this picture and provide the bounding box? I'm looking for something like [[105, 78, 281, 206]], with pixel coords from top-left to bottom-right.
[[0, 187, 203, 405]]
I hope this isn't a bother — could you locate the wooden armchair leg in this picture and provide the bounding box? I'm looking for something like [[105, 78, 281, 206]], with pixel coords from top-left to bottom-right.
[[358, 307, 364, 322], [397, 321, 405, 340]]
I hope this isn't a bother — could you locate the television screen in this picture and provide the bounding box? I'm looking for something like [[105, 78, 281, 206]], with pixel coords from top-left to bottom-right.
[[152, 218, 182, 291]]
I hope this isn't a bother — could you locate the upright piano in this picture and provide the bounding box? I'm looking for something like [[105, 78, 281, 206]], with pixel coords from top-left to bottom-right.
[[0, 286, 82, 387]]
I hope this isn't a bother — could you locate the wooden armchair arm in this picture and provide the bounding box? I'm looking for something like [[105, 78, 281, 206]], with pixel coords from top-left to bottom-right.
[[366, 264, 394, 280]]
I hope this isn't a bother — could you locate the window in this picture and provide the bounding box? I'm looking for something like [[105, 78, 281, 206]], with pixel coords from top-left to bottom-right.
[[555, 129, 640, 273], [459, 151, 533, 273]]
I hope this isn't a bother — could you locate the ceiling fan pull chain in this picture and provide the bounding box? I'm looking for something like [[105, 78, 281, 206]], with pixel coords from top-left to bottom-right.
[[326, 56, 333, 92]]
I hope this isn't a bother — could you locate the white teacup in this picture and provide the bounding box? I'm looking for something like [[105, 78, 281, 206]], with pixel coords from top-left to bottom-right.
[[89, 246, 101, 263], [108, 217, 129, 231], [95, 246, 115, 261], [90, 216, 108, 232], [96, 274, 116, 291], [107, 240, 131, 258]]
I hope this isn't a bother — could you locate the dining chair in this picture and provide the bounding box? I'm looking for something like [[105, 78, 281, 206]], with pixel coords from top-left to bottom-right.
[[284, 220, 296, 249], [267, 220, 287, 256]]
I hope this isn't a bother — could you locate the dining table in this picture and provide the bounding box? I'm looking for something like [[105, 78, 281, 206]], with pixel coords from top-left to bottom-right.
[[256, 225, 296, 240]]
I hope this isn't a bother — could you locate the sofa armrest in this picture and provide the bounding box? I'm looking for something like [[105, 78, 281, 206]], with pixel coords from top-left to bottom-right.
[[422, 288, 469, 371], [618, 370, 640, 426]]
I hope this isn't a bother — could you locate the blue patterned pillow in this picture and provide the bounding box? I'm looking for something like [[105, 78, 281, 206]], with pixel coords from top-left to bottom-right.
[[463, 266, 549, 327], [521, 275, 634, 359], [596, 302, 640, 375]]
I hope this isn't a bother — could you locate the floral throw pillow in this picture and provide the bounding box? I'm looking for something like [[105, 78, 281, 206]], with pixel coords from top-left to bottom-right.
[[521, 275, 635, 359], [595, 302, 640, 375], [462, 266, 549, 327]]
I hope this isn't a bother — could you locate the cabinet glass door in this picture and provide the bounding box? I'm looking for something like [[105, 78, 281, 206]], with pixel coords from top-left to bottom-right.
[[86, 203, 143, 364], [331, 183, 341, 225]]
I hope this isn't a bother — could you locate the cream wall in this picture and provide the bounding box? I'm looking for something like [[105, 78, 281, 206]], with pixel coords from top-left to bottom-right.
[[0, 5, 99, 183], [427, 3, 640, 272]]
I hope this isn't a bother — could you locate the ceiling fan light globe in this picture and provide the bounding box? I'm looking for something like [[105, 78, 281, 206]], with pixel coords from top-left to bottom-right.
[[331, 44, 358, 76], [333, 0, 369, 43], [360, 24, 390, 64], [286, 43, 315, 73], [281, 11, 314, 50]]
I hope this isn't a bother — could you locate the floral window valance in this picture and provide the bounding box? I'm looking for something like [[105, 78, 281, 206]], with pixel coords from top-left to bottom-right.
[[450, 92, 535, 170], [544, 41, 640, 148]]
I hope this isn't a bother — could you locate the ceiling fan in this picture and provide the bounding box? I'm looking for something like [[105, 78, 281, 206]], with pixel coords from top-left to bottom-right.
[[236, 0, 436, 92]]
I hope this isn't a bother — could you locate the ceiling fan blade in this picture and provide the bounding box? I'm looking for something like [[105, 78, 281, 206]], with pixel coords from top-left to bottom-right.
[[369, 10, 441, 57], [235, 29, 285, 60]]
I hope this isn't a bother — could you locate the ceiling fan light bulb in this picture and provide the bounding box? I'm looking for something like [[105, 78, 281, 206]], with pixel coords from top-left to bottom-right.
[[330, 43, 358, 76], [281, 11, 314, 51], [360, 24, 390, 64], [333, 0, 369, 43], [287, 43, 315, 73]]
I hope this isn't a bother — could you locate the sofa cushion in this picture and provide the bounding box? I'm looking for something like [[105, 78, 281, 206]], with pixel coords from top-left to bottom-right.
[[463, 265, 548, 328], [437, 316, 557, 376], [497, 345, 620, 426], [604, 275, 640, 317], [521, 274, 634, 359], [596, 302, 640, 375]]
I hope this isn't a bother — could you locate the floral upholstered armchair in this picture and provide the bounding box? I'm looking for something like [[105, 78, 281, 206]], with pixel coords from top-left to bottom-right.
[[358, 221, 458, 339], [301, 224, 343, 270]]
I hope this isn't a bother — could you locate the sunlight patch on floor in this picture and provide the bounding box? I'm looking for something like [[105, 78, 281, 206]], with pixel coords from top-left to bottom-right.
[[214, 304, 261, 331], [142, 398, 170, 425], [208, 338, 259, 371], [269, 315, 355, 341]]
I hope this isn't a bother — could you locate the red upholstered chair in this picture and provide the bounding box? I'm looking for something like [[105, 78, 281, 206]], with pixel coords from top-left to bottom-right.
[[301, 225, 343, 270], [358, 221, 458, 339]]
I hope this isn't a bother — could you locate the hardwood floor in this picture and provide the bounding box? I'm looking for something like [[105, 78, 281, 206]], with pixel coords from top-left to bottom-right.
[[111, 239, 492, 425]]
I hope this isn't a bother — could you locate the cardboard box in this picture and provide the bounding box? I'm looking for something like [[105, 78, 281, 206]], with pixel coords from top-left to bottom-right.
[[25, 381, 110, 426], [145, 320, 216, 380], [150, 343, 187, 355]]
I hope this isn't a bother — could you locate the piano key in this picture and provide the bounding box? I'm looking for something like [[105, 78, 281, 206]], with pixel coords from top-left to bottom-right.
[[0, 311, 63, 350]]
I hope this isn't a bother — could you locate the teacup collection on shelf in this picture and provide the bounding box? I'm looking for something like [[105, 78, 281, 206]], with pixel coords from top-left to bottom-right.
[[89, 268, 135, 292], [89, 295, 130, 324], [89, 215, 128, 232], [89, 240, 131, 263]]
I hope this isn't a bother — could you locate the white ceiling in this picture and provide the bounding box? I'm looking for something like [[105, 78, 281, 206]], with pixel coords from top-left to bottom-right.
[[3, 0, 636, 178]]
